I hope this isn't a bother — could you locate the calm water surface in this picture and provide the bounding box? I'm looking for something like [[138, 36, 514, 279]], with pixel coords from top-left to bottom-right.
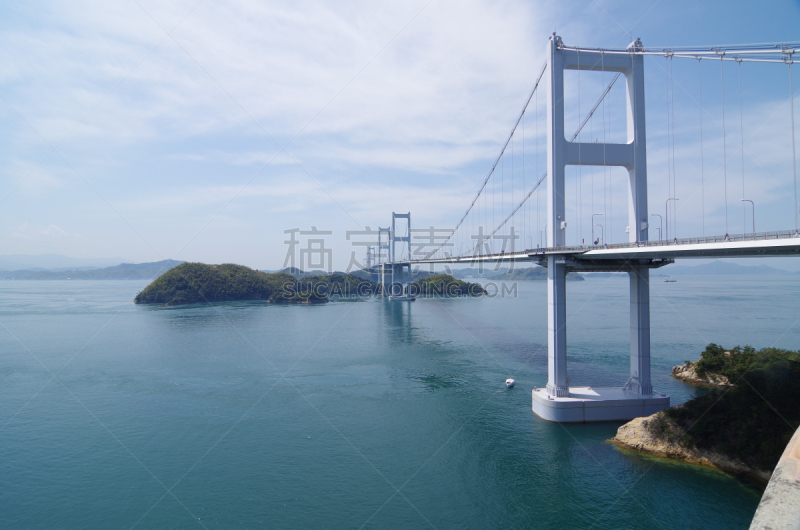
[[2, 275, 798, 528]]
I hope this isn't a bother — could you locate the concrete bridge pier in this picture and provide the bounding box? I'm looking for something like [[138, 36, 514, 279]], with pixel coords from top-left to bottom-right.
[[545, 256, 569, 397], [627, 264, 653, 395], [390, 263, 411, 297], [533, 257, 669, 422]]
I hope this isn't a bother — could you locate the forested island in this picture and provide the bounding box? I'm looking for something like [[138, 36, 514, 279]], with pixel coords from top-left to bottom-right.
[[613, 344, 800, 484], [134, 263, 486, 305], [408, 274, 488, 296]]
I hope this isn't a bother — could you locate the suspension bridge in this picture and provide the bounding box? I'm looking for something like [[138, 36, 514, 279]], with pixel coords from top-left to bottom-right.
[[368, 35, 800, 422]]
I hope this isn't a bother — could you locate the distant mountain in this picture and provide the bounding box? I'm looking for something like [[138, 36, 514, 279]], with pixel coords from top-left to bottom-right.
[[658, 262, 796, 276], [0, 260, 184, 280], [488, 266, 585, 281], [449, 267, 498, 279], [0, 254, 130, 271]]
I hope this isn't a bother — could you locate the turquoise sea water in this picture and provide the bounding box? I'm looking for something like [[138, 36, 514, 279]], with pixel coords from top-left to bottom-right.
[[1, 275, 798, 528]]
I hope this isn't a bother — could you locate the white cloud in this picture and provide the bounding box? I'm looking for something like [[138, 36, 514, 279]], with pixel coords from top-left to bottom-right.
[[1, 0, 799, 265], [0, 0, 551, 167]]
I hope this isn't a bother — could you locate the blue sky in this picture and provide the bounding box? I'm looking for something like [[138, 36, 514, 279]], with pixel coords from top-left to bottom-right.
[[1, 0, 799, 270]]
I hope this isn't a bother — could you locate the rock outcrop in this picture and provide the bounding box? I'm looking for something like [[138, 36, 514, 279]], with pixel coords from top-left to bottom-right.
[[672, 360, 733, 387], [612, 411, 771, 484]]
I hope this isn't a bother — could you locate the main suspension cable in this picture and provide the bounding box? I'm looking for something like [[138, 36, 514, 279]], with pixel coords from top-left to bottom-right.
[[433, 62, 548, 256], [790, 60, 798, 233], [467, 71, 621, 254], [698, 57, 706, 236], [721, 56, 729, 234], [738, 59, 746, 234]]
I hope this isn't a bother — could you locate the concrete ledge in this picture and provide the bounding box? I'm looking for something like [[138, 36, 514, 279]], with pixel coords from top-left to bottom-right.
[[532, 386, 670, 423], [750, 424, 800, 529]]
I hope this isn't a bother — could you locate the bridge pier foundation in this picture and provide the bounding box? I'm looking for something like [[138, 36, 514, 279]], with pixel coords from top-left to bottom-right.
[[390, 263, 410, 297]]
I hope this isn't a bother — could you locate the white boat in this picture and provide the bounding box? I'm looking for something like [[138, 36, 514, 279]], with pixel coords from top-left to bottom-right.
[[389, 295, 416, 301], [505, 378, 515, 388], [664, 276, 676, 283]]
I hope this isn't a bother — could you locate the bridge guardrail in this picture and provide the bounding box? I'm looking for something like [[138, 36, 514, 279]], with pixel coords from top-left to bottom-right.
[[392, 229, 800, 264]]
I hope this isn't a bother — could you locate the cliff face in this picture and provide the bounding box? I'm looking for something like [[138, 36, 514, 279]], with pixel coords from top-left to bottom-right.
[[612, 411, 771, 484], [672, 361, 732, 387]]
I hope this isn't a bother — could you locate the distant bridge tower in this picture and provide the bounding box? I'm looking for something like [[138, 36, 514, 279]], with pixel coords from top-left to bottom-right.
[[533, 35, 670, 421], [388, 213, 413, 298], [377, 226, 391, 292]]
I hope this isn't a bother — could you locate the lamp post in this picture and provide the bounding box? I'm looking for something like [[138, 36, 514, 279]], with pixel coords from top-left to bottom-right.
[[741, 199, 755, 234], [593, 224, 604, 246], [591, 213, 603, 245], [665, 198, 680, 240], [651, 213, 663, 241]]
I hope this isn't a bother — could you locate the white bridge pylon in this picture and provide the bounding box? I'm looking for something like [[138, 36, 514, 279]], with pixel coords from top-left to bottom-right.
[[382, 35, 800, 422], [536, 35, 670, 421]]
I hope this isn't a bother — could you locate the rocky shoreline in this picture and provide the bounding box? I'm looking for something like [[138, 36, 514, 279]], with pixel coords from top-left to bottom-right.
[[612, 411, 771, 484], [612, 345, 800, 490], [671, 360, 732, 387]]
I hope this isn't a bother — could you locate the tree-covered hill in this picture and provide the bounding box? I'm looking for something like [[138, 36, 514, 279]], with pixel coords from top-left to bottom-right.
[[297, 272, 381, 297], [408, 274, 487, 296], [134, 263, 382, 306], [134, 263, 297, 305], [655, 344, 800, 472]]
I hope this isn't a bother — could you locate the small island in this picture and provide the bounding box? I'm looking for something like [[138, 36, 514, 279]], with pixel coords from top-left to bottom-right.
[[407, 274, 488, 296], [612, 344, 800, 484], [134, 263, 483, 305], [134, 263, 308, 305]]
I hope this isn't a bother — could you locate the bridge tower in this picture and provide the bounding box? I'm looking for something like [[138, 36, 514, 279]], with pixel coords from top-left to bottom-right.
[[533, 35, 670, 422], [377, 226, 392, 294], [389, 213, 414, 299]]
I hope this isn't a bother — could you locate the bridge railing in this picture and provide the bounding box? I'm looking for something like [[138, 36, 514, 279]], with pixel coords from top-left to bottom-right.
[[523, 228, 800, 255], [600, 229, 799, 250], [398, 229, 800, 264]]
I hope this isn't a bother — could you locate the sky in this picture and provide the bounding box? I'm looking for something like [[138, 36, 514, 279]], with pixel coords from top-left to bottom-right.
[[1, 0, 799, 271]]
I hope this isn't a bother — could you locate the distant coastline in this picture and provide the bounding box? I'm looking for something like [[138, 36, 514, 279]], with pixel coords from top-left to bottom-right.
[[654, 261, 798, 276], [0, 260, 184, 280], [487, 266, 584, 282]]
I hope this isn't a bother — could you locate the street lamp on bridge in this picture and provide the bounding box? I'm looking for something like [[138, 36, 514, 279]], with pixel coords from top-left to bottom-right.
[[651, 213, 663, 241], [665, 198, 680, 241], [741, 199, 755, 234], [593, 224, 604, 246], [592, 214, 603, 245]]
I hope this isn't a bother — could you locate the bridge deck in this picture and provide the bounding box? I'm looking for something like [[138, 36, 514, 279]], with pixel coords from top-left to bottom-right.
[[379, 230, 800, 267]]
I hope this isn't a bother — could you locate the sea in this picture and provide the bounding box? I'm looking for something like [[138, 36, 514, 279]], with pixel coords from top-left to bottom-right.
[[2, 275, 798, 529]]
